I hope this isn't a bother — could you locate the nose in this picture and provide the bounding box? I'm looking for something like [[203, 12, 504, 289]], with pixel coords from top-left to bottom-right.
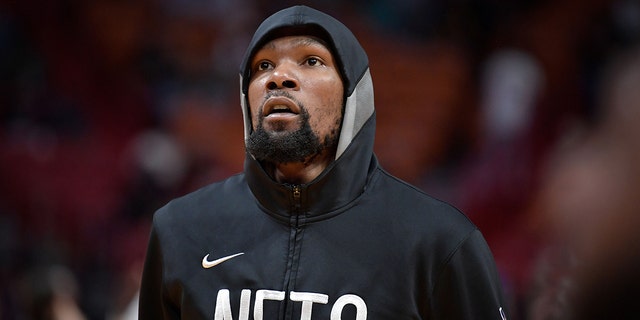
[[266, 65, 299, 90]]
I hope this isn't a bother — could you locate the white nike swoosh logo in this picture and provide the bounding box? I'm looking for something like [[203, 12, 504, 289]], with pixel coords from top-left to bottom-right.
[[202, 252, 244, 269]]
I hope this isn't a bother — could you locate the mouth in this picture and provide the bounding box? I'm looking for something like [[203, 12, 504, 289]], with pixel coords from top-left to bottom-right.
[[263, 96, 301, 118]]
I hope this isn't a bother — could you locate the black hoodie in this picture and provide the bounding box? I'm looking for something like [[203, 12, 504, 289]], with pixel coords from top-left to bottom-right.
[[140, 6, 508, 320]]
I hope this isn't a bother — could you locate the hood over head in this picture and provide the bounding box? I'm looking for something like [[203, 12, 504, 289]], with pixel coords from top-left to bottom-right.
[[239, 5, 374, 160]]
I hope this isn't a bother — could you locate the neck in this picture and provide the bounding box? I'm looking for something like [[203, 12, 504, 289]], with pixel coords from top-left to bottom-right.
[[267, 149, 335, 184]]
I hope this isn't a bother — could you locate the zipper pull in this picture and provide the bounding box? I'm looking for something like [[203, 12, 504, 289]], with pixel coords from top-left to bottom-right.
[[292, 185, 302, 213], [293, 185, 301, 199]]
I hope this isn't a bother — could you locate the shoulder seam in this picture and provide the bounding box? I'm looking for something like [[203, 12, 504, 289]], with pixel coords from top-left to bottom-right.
[[429, 228, 480, 297]]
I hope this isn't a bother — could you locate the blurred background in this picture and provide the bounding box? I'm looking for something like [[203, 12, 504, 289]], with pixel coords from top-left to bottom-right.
[[1, 0, 639, 319]]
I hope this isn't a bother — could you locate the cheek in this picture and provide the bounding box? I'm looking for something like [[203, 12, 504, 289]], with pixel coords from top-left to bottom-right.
[[324, 83, 344, 120], [247, 82, 263, 128], [327, 78, 344, 111], [312, 88, 344, 135]]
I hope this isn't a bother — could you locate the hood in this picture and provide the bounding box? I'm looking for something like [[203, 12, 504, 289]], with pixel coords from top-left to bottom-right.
[[239, 5, 375, 160], [239, 6, 378, 219]]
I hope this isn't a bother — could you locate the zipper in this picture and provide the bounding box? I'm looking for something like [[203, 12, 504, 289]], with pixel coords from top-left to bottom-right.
[[292, 185, 302, 215], [282, 185, 303, 319]]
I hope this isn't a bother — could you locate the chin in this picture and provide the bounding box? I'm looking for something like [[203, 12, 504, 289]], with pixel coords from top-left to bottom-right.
[[264, 122, 301, 133]]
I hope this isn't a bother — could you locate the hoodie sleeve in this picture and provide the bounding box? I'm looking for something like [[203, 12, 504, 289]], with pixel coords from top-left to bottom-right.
[[430, 229, 509, 320], [138, 214, 180, 320]]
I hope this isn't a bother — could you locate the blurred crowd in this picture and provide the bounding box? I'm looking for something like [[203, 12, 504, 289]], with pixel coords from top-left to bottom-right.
[[0, 0, 638, 319]]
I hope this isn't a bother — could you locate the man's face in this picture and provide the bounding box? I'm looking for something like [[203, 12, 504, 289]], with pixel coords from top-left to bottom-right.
[[246, 35, 344, 164]]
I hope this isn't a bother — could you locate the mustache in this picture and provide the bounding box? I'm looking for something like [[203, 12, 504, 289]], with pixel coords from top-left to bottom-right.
[[265, 90, 295, 100], [260, 90, 305, 112]]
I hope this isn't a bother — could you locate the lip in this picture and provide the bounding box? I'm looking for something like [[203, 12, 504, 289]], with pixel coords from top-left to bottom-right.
[[262, 96, 301, 117]]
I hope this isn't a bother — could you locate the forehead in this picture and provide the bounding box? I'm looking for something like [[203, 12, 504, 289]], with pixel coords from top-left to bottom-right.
[[254, 36, 331, 57]]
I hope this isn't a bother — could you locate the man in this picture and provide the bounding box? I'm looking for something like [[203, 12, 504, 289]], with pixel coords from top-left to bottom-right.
[[139, 5, 508, 319]]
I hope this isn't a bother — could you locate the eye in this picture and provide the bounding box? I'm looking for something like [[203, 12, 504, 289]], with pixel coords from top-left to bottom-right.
[[257, 61, 273, 71], [305, 57, 323, 67]]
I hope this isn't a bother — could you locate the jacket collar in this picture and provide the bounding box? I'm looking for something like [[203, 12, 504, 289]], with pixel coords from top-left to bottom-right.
[[245, 114, 377, 221]]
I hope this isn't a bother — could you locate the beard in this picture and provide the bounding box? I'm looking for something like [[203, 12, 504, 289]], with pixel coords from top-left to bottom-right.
[[246, 102, 340, 165]]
